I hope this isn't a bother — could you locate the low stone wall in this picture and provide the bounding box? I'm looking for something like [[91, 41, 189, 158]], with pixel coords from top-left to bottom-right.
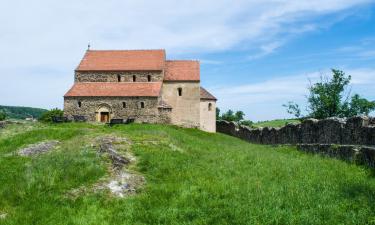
[[216, 116, 375, 167]]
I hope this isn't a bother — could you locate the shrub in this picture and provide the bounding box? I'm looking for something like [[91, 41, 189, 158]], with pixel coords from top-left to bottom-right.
[[0, 110, 6, 121], [39, 108, 64, 122]]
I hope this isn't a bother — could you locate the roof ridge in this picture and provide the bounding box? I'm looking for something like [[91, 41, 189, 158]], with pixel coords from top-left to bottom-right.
[[87, 49, 166, 52], [166, 59, 199, 62]]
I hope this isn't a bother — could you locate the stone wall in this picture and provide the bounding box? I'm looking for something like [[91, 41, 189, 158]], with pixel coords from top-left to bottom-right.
[[75, 71, 164, 82], [64, 96, 171, 123], [216, 116, 375, 167]]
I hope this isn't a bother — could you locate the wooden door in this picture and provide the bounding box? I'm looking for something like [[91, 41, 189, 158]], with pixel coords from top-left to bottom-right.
[[100, 112, 109, 123]]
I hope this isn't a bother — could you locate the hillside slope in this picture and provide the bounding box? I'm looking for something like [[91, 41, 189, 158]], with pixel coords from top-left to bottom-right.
[[0, 123, 374, 224], [0, 105, 48, 119]]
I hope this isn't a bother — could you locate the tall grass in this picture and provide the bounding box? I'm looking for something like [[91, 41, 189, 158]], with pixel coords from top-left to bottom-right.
[[0, 123, 374, 224]]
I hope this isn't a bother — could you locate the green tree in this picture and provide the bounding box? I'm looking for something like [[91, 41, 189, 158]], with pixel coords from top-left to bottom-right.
[[220, 109, 253, 126], [284, 69, 375, 119], [39, 108, 64, 122], [216, 107, 221, 120], [0, 110, 6, 121]]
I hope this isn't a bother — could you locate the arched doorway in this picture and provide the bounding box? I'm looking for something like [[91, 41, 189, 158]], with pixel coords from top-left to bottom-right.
[[96, 104, 112, 123]]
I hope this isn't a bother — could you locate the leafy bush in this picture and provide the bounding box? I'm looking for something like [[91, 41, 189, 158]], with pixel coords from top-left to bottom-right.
[[39, 108, 64, 122], [217, 108, 254, 126], [284, 69, 375, 119], [0, 110, 6, 121]]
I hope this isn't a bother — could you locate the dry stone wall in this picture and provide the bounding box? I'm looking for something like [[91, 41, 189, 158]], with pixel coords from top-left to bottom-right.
[[217, 116, 375, 167]]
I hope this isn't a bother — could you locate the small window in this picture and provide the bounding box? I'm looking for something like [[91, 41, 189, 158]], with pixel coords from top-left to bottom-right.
[[208, 103, 212, 111], [122, 102, 126, 108], [133, 75, 136, 82], [140, 102, 145, 108], [178, 88, 182, 96], [147, 75, 151, 82], [117, 75, 121, 82], [78, 101, 82, 108]]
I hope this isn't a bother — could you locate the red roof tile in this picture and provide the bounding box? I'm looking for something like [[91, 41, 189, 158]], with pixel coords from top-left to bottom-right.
[[200, 87, 217, 100], [64, 82, 162, 97], [76, 50, 166, 71], [164, 60, 200, 81]]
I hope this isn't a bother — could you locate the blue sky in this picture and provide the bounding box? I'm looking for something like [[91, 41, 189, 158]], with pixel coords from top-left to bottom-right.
[[1, 0, 375, 121]]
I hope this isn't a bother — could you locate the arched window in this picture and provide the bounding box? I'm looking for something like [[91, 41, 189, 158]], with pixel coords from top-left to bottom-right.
[[117, 75, 121, 82], [178, 88, 182, 96], [208, 103, 212, 111], [133, 75, 136, 82], [78, 101, 82, 108], [147, 75, 151, 82], [122, 102, 126, 108], [140, 102, 145, 108]]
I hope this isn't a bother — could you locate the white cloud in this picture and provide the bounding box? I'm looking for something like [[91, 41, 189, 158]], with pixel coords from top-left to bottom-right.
[[212, 68, 375, 121], [0, 0, 373, 112]]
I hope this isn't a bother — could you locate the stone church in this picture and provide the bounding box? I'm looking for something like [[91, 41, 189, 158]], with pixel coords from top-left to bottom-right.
[[64, 49, 217, 132]]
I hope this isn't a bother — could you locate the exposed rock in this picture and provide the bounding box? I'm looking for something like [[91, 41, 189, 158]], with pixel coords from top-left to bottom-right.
[[106, 171, 145, 197], [18, 141, 60, 156], [97, 136, 131, 169], [0, 121, 5, 128], [94, 136, 145, 198], [0, 212, 6, 219]]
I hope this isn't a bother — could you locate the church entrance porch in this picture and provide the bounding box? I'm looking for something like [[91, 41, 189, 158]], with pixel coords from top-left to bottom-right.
[[100, 112, 109, 123], [96, 105, 112, 123]]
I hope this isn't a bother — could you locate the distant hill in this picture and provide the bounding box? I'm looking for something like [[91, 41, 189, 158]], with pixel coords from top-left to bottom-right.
[[0, 105, 48, 119], [253, 119, 300, 128]]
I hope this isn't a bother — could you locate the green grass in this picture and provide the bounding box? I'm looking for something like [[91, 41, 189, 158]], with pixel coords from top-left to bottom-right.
[[0, 122, 374, 224], [253, 119, 300, 128]]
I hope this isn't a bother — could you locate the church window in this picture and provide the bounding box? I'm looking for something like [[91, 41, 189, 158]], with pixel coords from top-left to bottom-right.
[[117, 75, 121, 82], [133, 75, 136, 82], [147, 75, 151, 82], [178, 88, 182, 96], [78, 101, 82, 108], [208, 103, 212, 111], [122, 102, 126, 108], [140, 102, 145, 108]]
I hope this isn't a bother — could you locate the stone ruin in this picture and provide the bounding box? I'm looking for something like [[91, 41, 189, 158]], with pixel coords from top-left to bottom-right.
[[216, 116, 375, 167]]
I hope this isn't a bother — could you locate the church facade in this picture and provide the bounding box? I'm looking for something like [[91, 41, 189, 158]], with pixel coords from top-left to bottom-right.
[[64, 49, 217, 132]]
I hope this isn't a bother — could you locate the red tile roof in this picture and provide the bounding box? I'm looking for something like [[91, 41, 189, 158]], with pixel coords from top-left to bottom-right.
[[64, 82, 162, 97], [164, 60, 200, 81], [76, 50, 166, 71], [200, 87, 217, 100]]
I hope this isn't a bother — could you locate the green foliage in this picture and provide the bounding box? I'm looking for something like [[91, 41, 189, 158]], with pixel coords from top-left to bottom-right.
[[284, 69, 375, 119], [0, 110, 6, 121], [282, 101, 301, 118], [216, 107, 220, 120], [0, 105, 48, 119], [218, 108, 253, 126], [39, 108, 64, 122], [0, 122, 374, 224], [342, 94, 375, 117]]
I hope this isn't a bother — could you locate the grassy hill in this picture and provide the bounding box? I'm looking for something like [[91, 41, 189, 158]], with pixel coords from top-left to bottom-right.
[[0, 105, 48, 119], [0, 122, 374, 224], [253, 119, 300, 128]]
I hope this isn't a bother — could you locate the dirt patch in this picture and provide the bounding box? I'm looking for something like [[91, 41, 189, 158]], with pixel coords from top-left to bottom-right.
[[68, 136, 144, 198], [18, 141, 60, 156]]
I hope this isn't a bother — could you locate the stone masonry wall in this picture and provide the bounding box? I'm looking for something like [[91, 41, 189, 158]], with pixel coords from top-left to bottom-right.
[[64, 96, 171, 123], [75, 71, 163, 82], [217, 116, 375, 167]]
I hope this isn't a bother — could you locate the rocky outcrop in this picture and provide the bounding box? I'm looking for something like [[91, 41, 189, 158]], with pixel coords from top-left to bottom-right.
[[217, 116, 375, 167]]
